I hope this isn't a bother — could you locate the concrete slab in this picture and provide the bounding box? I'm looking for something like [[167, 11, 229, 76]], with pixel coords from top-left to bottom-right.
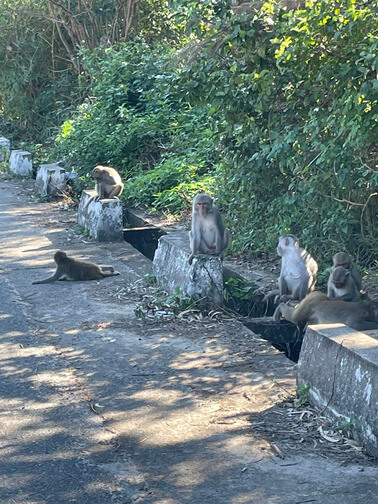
[[9, 149, 32, 176], [77, 189, 123, 241], [35, 163, 67, 196], [297, 324, 378, 457], [0, 136, 10, 161], [153, 232, 224, 303]]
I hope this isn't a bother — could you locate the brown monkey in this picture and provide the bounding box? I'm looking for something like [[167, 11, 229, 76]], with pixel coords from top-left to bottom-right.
[[263, 234, 318, 303], [331, 251, 362, 292], [273, 291, 378, 331], [327, 266, 360, 302], [86, 165, 124, 207], [32, 251, 120, 284], [188, 193, 230, 265]]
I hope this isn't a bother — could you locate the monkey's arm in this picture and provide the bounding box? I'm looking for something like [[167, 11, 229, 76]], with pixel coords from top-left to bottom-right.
[[298, 269, 311, 301], [262, 289, 280, 302], [273, 303, 296, 323], [32, 270, 61, 284]]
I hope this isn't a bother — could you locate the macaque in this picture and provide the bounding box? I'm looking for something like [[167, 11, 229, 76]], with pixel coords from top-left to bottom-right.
[[188, 193, 230, 265], [273, 291, 378, 331], [331, 251, 362, 292], [263, 235, 318, 303], [327, 266, 360, 302], [87, 165, 124, 206], [32, 251, 120, 284]]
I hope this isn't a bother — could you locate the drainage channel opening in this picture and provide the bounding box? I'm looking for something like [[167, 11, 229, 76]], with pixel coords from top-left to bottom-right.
[[123, 226, 166, 261], [123, 225, 302, 362], [223, 276, 302, 362]]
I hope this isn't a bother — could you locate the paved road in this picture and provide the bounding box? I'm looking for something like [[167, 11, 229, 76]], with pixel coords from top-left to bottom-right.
[[0, 179, 377, 504]]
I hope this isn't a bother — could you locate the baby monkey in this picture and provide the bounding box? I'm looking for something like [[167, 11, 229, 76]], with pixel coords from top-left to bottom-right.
[[188, 193, 230, 265], [32, 251, 120, 284], [327, 251, 362, 302]]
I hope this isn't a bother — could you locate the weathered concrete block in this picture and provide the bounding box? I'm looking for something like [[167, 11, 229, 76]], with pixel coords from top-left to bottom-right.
[[9, 150, 32, 176], [297, 324, 378, 457], [77, 190, 123, 242], [0, 137, 11, 162], [35, 163, 67, 196], [153, 232, 224, 303]]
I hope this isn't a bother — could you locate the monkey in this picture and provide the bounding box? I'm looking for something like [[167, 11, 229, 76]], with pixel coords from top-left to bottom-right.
[[86, 165, 124, 207], [188, 193, 230, 265], [32, 251, 120, 284], [327, 266, 361, 302], [273, 291, 378, 332], [263, 234, 318, 303], [331, 251, 362, 292]]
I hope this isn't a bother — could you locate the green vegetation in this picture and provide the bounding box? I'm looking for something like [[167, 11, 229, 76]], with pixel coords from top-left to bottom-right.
[[0, 0, 377, 267]]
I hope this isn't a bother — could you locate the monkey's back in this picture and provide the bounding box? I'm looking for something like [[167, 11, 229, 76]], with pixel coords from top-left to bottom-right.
[[66, 257, 104, 281]]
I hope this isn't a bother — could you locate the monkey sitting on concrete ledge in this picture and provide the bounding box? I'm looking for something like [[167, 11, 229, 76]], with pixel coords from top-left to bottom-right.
[[32, 251, 120, 284], [188, 193, 230, 265], [85, 165, 124, 208], [273, 291, 378, 332]]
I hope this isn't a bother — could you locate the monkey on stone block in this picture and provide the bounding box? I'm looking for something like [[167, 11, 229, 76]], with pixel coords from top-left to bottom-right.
[[188, 193, 230, 265], [86, 165, 124, 208]]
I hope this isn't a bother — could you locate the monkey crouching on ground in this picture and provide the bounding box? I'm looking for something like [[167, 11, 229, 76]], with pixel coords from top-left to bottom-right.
[[273, 291, 378, 332], [327, 266, 360, 302], [32, 251, 120, 284], [263, 234, 318, 304], [188, 193, 230, 265]]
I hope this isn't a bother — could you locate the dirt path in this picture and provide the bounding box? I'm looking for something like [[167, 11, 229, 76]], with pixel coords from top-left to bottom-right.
[[0, 178, 377, 504]]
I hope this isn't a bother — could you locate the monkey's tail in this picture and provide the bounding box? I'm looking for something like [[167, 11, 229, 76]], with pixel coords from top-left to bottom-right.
[[262, 289, 280, 302]]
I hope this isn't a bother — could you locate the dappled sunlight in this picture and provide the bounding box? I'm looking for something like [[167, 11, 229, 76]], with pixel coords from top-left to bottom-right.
[[170, 348, 229, 370]]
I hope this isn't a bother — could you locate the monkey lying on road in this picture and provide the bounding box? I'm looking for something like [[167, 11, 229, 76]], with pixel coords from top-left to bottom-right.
[[32, 251, 120, 284], [273, 291, 378, 332]]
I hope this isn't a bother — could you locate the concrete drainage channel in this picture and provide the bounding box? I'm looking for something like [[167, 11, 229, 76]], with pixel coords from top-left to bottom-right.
[[123, 208, 302, 362], [122, 215, 378, 457]]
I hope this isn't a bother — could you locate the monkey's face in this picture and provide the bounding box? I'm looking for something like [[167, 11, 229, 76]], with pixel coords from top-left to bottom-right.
[[92, 168, 101, 179], [194, 195, 213, 216], [196, 201, 211, 215], [277, 235, 298, 256], [331, 266, 349, 288]]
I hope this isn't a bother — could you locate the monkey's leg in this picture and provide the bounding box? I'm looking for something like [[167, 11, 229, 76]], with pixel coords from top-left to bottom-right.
[[99, 265, 115, 273], [101, 270, 120, 277], [107, 185, 122, 198], [273, 303, 296, 324]]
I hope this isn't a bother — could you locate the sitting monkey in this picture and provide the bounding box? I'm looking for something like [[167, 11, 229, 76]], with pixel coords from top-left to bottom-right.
[[86, 165, 124, 208], [327, 251, 362, 302], [32, 251, 120, 284], [327, 266, 360, 302], [273, 291, 378, 332], [188, 193, 230, 265], [263, 234, 318, 303]]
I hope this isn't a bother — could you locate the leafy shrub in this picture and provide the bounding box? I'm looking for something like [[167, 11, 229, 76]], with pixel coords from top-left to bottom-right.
[[176, 0, 378, 264]]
